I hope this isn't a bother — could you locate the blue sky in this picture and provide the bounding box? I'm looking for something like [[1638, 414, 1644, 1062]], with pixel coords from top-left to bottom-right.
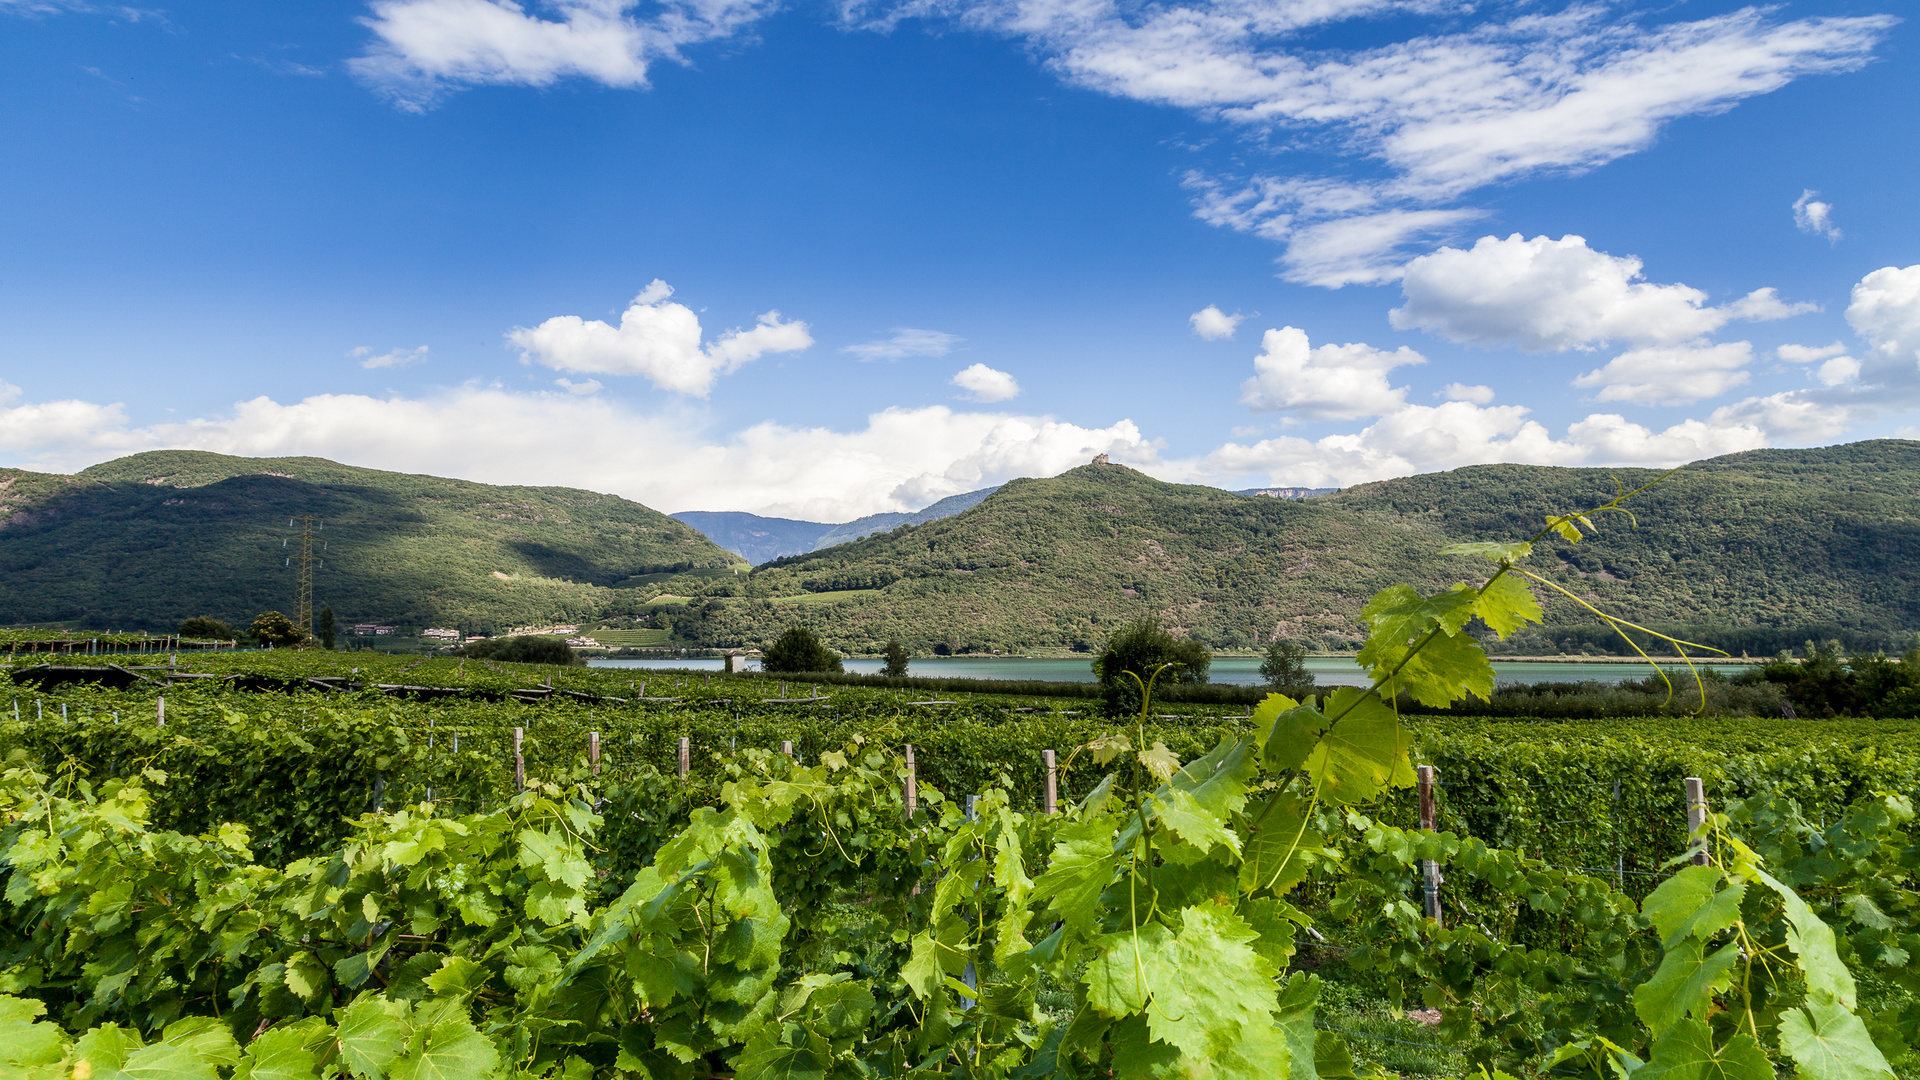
[[2, 0, 1916, 520]]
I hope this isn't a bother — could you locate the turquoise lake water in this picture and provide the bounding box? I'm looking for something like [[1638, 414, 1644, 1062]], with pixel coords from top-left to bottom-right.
[[590, 655, 1749, 686]]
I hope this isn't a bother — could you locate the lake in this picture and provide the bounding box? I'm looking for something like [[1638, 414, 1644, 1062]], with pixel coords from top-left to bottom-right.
[[589, 655, 1752, 686]]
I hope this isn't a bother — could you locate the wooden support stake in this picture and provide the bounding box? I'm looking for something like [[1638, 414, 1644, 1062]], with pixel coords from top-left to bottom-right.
[[514, 727, 526, 791], [1686, 777, 1709, 866], [589, 731, 601, 774], [781, 740, 793, 757], [1043, 749, 1058, 815], [1418, 765, 1443, 926], [903, 744, 917, 820], [156, 696, 165, 728], [678, 736, 690, 779]]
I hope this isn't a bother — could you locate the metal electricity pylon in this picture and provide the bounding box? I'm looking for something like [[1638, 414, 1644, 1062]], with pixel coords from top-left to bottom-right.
[[282, 516, 326, 643]]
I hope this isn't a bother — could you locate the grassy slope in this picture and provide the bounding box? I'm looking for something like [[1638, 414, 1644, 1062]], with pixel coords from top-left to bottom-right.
[[649, 441, 1920, 653], [0, 451, 740, 632]]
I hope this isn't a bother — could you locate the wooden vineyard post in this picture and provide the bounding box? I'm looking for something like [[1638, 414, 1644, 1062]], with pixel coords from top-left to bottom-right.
[[1043, 749, 1058, 815], [514, 727, 526, 791], [427, 719, 436, 803], [589, 731, 601, 775], [156, 696, 165, 728], [903, 744, 917, 820], [1418, 765, 1443, 925], [678, 737, 690, 779], [781, 740, 793, 758], [1686, 777, 1709, 866]]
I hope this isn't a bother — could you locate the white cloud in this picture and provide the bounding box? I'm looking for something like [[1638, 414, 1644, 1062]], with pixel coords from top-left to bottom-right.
[[1392, 235, 1810, 352], [1793, 189, 1841, 241], [968, 2, 1893, 283], [1778, 342, 1847, 363], [0, 382, 1157, 521], [1847, 264, 1920, 366], [507, 280, 812, 397], [842, 328, 963, 360], [1572, 341, 1755, 406], [351, 0, 778, 110], [1812, 356, 1861, 388], [950, 363, 1020, 402], [1441, 383, 1494, 404], [351, 345, 430, 370], [1238, 325, 1423, 421], [554, 377, 603, 394], [1188, 305, 1243, 340]]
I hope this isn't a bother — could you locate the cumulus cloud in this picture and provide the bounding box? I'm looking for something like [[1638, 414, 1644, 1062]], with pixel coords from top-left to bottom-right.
[[1189, 305, 1243, 340], [950, 363, 1020, 402], [350, 0, 778, 110], [1572, 341, 1755, 406], [842, 328, 963, 360], [1847, 265, 1920, 367], [1238, 326, 1424, 421], [1441, 383, 1494, 404], [0, 382, 1156, 521], [1793, 190, 1841, 241], [1392, 235, 1811, 351], [351, 345, 429, 370], [507, 280, 812, 397]]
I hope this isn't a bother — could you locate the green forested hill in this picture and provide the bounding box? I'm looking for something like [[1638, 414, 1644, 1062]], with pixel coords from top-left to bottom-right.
[[648, 441, 1920, 655], [0, 451, 741, 632]]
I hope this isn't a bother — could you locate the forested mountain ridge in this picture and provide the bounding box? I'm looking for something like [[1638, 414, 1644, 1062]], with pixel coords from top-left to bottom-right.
[[0, 451, 740, 631], [674, 485, 1001, 564], [647, 441, 1920, 655]]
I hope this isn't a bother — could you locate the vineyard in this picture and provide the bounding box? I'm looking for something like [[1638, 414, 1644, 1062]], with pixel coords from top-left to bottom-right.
[[0, 503, 1915, 1079]]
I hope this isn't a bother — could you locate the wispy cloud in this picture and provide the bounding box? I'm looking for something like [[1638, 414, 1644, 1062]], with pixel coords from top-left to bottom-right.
[[1794, 189, 1841, 241], [351, 345, 430, 370], [842, 327, 963, 360]]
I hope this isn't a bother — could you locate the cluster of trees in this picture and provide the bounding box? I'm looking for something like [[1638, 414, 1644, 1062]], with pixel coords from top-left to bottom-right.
[[454, 635, 582, 666], [177, 608, 338, 649], [1743, 642, 1920, 717]]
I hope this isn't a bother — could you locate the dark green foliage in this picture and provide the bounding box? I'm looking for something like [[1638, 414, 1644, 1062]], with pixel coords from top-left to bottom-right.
[[762, 624, 843, 672], [1093, 615, 1209, 714], [455, 635, 581, 666], [1259, 639, 1313, 688], [317, 605, 336, 649], [1742, 642, 1920, 717], [175, 616, 235, 641], [881, 639, 909, 677], [0, 449, 740, 632], [248, 610, 304, 648]]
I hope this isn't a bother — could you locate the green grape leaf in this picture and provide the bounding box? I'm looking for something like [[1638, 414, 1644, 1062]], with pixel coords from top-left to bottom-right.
[[160, 1018, 239, 1070], [1546, 516, 1583, 544], [1240, 793, 1321, 897], [1137, 743, 1181, 784], [389, 1020, 500, 1080], [1641, 866, 1735, 948], [1755, 869, 1859, 1008], [1633, 939, 1741, 1035], [898, 932, 941, 999], [70, 1025, 140, 1080], [1107, 1015, 1181, 1080], [1033, 820, 1120, 938], [423, 956, 489, 1001], [335, 995, 407, 1080], [1778, 991, 1897, 1080], [1302, 689, 1416, 806], [1140, 906, 1282, 1063], [233, 1024, 324, 1080], [284, 951, 330, 1003], [1089, 735, 1132, 766], [1440, 541, 1533, 565], [736, 1027, 826, 1080], [1637, 1020, 1771, 1080], [1260, 702, 1329, 774], [1357, 584, 1495, 705], [1473, 574, 1543, 639], [1085, 923, 1173, 1018], [1153, 789, 1240, 863], [0, 995, 66, 1076], [1275, 973, 1319, 1080], [808, 982, 876, 1038], [1171, 736, 1259, 818], [112, 1043, 220, 1080]]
